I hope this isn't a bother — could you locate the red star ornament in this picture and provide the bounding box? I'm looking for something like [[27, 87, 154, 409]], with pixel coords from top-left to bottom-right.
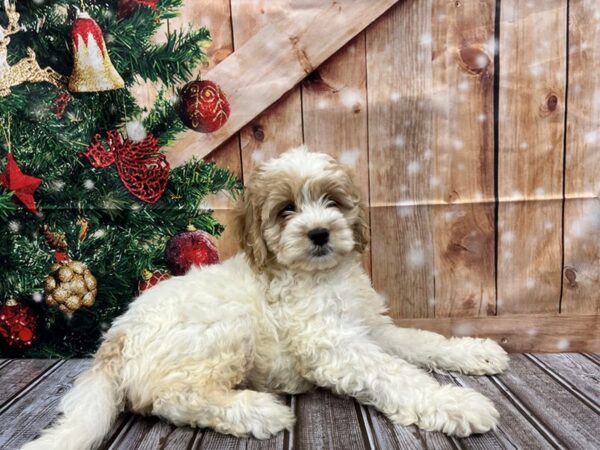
[[0, 153, 42, 214]]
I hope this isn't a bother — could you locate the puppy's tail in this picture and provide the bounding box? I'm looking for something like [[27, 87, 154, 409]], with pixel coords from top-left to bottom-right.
[[21, 335, 126, 450]]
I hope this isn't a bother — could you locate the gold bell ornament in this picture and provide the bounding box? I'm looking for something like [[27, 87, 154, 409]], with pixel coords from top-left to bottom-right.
[[68, 9, 124, 92]]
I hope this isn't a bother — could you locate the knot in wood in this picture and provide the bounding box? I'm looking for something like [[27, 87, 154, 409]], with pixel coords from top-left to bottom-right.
[[252, 125, 265, 142], [564, 267, 577, 288], [457, 46, 490, 76]]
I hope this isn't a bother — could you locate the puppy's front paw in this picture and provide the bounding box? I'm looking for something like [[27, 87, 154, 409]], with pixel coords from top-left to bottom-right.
[[417, 385, 499, 437], [454, 338, 509, 375], [244, 396, 296, 439]]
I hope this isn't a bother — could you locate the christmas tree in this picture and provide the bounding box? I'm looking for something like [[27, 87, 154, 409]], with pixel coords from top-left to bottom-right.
[[0, 0, 240, 357]]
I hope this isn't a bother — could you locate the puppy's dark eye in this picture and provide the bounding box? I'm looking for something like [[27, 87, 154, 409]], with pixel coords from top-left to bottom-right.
[[324, 196, 339, 208], [279, 203, 296, 216]]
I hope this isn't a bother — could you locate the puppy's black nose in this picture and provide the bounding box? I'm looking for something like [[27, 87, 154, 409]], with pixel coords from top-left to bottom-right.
[[308, 228, 329, 246]]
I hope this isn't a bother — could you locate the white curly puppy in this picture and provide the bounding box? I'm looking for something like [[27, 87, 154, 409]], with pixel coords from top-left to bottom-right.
[[22, 147, 508, 450]]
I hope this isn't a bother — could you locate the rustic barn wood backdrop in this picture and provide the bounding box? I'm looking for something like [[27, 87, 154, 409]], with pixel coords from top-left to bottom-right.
[[133, 0, 600, 352]]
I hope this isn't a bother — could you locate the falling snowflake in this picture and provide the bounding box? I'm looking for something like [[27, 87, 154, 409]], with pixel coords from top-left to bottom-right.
[[584, 130, 597, 144], [317, 99, 328, 110], [251, 149, 266, 163], [477, 113, 487, 123], [390, 92, 401, 102], [83, 179, 95, 190], [340, 88, 362, 110], [406, 244, 426, 269], [528, 63, 543, 77], [340, 149, 360, 167], [430, 176, 441, 187], [501, 231, 515, 243], [8, 220, 20, 233], [453, 321, 474, 336], [423, 148, 433, 160], [526, 278, 536, 289], [394, 134, 406, 148], [527, 328, 538, 337], [407, 161, 420, 175], [556, 338, 570, 351], [534, 187, 545, 197], [91, 229, 106, 239], [419, 33, 432, 46], [32, 293, 43, 303], [519, 142, 529, 150]]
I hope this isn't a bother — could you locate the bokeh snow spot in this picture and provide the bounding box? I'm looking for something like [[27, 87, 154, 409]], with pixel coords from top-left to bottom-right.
[[339, 88, 362, 110], [406, 244, 426, 269], [501, 231, 515, 244], [394, 134, 406, 148], [340, 149, 360, 167], [556, 338, 570, 351], [453, 321, 474, 337], [407, 161, 421, 175]]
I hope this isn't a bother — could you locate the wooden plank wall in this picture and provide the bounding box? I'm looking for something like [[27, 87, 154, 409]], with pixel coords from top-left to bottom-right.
[[161, 0, 600, 351]]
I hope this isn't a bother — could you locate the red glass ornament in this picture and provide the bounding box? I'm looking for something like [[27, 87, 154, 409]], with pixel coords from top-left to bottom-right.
[[0, 299, 38, 350], [177, 80, 230, 133], [117, 0, 158, 18], [138, 270, 171, 293], [80, 130, 170, 204], [165, 228, 220, 275]]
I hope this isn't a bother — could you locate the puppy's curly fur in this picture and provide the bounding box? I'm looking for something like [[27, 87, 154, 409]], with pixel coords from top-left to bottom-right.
[[22, 147, 508, 450]]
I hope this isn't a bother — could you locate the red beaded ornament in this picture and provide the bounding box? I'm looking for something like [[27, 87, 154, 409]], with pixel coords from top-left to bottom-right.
[[177, 80, 230, 133], [0, 299, 38, 350], [80, 130, 170, 204], [165, 227, 220, 275]]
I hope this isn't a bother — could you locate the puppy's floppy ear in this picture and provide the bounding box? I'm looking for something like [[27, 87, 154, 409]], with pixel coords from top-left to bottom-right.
[[233, 183, 268, 271], [341, 165, 370, 253], [353, 196, 369, 253]]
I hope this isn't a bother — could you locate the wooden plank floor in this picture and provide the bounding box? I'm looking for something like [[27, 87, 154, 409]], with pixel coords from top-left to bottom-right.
[[0, 354, 598, 450]]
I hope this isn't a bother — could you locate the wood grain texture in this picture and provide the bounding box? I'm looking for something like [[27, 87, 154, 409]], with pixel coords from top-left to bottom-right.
[[430, 0, 496, 317], [0, 360, 89, 449], [167, 0, 399, 167], [367, 0, 435, 318], [230, 0, 303, 176], [365, 405, 456, 449], [109, 416, 196, 450], [561, 0, 600, 314], [197, 430, 284, 450], [294, 389, 369, 450], [495, 354, 600, 449], [0, 359, 56, 406], [526, 353, 600, 407], [302, 33, 371, 272], [497, 1, 567, 314], [393, 314, 600, 352]]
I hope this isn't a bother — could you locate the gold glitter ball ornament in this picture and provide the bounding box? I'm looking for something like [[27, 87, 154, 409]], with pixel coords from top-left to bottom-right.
[[44, 260, 97, 313]]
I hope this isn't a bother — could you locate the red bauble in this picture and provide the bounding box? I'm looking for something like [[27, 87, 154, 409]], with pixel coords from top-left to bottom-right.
[[177, 80, 230, 133], [138, 270, 171, 294], [0, 299, 38, 350], [117, 0, 158, 18], [165, 227, 220, 275]]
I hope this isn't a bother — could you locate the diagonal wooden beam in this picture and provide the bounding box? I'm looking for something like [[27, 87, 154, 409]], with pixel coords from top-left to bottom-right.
[[167, 0, 400, 166]]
